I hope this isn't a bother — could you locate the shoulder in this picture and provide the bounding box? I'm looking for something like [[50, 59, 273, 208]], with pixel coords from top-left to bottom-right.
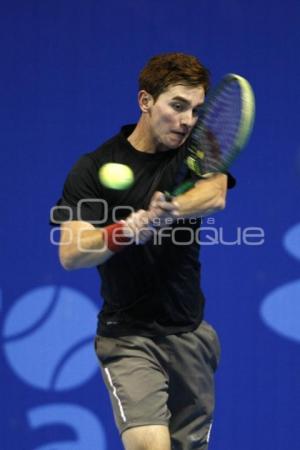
[[69, 129, 123, 177], [87, 124, 136, 164]]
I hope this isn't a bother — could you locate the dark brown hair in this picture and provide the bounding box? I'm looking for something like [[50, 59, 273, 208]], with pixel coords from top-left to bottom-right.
[[139, 52, 210, 100]]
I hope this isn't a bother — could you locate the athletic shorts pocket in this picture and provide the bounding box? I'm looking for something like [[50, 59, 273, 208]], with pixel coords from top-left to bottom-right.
[[94, 335, 120, 364]]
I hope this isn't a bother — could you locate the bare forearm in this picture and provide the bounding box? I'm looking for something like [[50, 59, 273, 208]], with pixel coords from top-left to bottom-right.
[[60, 228, 113, 270], [173, 174, 227, 218], [59, 210, 152, 270]]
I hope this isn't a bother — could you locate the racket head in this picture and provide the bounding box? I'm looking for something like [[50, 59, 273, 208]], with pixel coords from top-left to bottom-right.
[[186, 73, 255, 176]]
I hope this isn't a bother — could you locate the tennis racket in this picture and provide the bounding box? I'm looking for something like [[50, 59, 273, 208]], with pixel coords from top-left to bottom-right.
[[167, 73, 255, 198]]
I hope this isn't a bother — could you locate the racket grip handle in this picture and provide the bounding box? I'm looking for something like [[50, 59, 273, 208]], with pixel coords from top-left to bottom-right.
[[164, 191, 174, 202], [165, 180, 196, 201]]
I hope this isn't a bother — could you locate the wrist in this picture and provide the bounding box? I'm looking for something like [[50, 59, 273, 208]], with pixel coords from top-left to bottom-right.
[[103, 222, 131, 252]]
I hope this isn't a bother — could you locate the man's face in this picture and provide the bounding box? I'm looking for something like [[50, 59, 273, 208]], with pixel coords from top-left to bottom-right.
[[146, 84, 205, 151]]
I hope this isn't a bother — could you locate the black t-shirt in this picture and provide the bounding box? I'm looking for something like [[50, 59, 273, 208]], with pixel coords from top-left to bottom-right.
[[52, 125, 235, 337]]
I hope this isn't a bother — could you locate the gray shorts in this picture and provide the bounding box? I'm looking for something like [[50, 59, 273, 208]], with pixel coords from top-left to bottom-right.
[[94, 320, 221, 450]]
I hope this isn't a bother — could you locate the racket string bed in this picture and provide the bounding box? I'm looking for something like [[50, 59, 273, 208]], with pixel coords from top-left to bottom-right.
[[190, 79, 247, 175], [168, 73, 255, 197]]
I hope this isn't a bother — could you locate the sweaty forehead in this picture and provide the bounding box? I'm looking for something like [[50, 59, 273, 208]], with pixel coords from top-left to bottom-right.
[[161, 84, 205, 104]]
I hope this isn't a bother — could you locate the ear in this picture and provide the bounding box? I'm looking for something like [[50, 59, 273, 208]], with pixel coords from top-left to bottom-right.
[[138, 90, 154, 113]]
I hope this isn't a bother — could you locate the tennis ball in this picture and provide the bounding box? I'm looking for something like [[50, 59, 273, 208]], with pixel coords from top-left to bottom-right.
[[98, 163, 134, 190]]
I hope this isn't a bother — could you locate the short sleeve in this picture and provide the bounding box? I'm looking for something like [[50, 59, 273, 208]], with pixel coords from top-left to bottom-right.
[[226, 172, 236, 189], [50, 155, 105, 226], [186, 169, 236, 189]]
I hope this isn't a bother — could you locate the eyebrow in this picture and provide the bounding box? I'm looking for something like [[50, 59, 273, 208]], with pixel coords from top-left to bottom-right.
[[171, 96, 204, 108]]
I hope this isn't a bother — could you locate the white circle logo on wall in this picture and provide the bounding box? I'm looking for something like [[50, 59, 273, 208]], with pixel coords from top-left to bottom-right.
[[2, 285, 99, 390], [260, 223, 300, 343]]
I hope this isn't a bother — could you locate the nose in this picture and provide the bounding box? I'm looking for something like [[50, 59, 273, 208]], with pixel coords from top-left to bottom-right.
[[180, 110, 197, 129]]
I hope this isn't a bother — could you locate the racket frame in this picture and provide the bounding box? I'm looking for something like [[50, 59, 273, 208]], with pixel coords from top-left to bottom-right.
[[167, 73, 255, 198]]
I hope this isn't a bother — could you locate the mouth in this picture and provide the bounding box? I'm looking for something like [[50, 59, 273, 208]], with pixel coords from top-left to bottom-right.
[[172, 130, 188, 138]]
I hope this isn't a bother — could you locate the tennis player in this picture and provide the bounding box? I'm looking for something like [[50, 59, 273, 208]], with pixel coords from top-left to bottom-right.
[[52, 52, 235, 450]]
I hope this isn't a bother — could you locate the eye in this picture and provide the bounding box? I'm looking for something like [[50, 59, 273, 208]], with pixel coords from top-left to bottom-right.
[[192, 107, 201, 117], [171, 102, 184, 112], [193, 104, 204, 117]]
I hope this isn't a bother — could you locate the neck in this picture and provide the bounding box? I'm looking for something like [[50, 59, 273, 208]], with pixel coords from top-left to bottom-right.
[[127, 116, 165, 153]]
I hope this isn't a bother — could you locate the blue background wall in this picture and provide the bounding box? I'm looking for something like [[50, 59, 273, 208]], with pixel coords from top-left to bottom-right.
[[1, 1, 299, 449]]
